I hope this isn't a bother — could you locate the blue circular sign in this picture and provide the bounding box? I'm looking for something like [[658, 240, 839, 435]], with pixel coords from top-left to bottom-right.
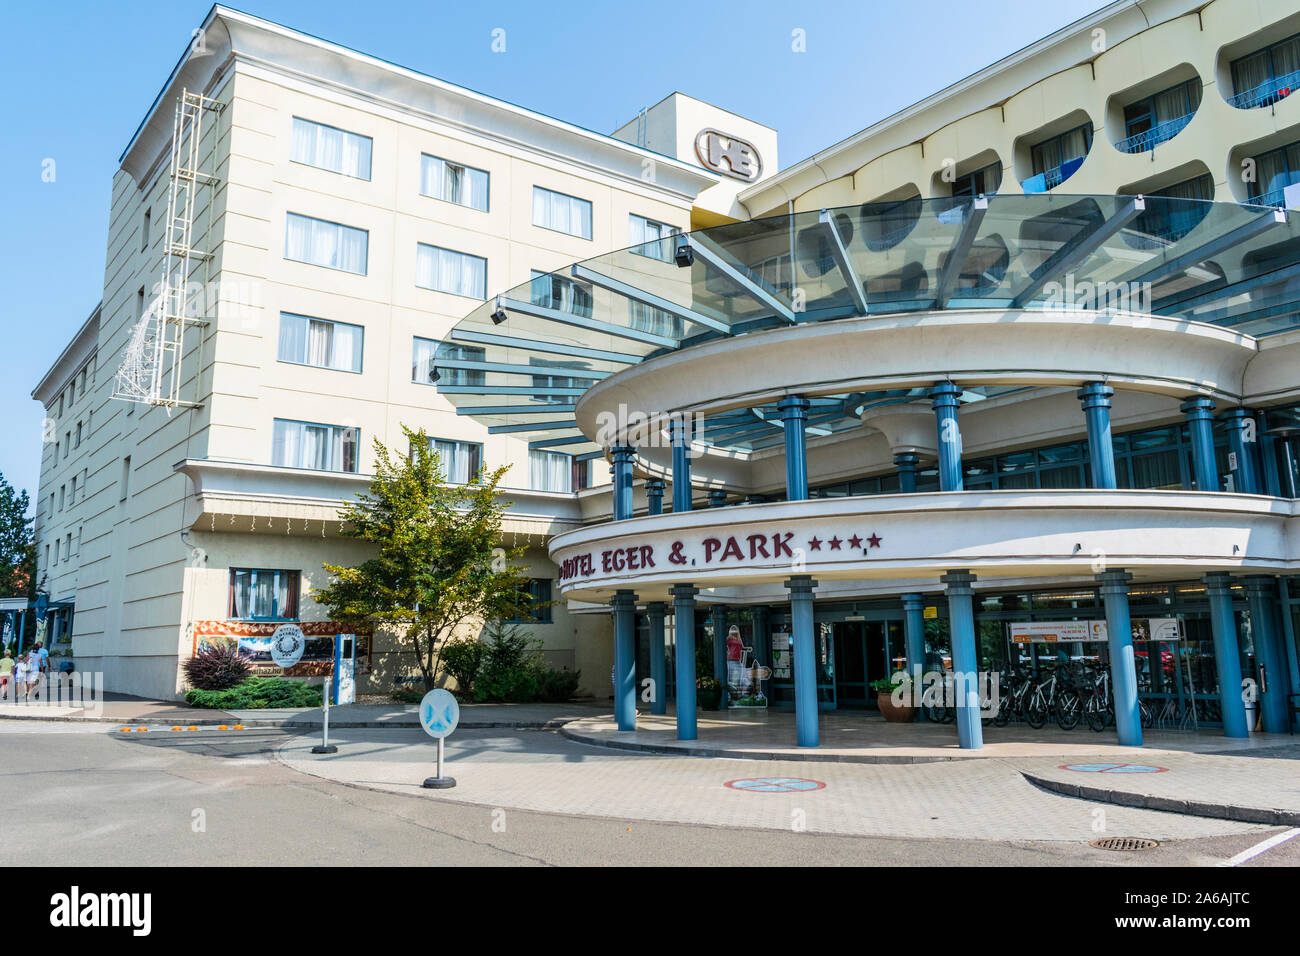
[[1060, 763, 1168, 774], [419, 689, 460, 739], [724, 777, 826, 792]]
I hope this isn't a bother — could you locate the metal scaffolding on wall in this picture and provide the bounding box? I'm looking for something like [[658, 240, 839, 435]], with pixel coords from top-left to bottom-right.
[[114, 88, 222, 410]]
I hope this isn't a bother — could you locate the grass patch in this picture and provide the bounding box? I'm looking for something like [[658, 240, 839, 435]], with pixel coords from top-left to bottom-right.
[[185, 677, 323, 710]]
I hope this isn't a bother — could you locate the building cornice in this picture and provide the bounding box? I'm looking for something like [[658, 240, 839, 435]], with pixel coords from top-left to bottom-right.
[[120, 5, 719, 202], [32, 303, 101, 406]]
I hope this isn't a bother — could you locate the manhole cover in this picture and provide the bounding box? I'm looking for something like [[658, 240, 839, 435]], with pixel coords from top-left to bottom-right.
[[1090, 836, 1160, 851], [724, 777, 826, 792]]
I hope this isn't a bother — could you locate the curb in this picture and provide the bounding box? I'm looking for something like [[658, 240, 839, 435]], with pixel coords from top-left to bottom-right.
[[558, 726, 965, 763], [1021, 770, 1300, 826], [0, 711, 576, 731]]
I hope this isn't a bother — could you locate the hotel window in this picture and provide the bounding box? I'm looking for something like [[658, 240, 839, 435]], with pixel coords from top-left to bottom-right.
[[59, 485, 65, 511], [420, 154, 489, 211], [629, 214, 680, 260], [119, 456, 130, 502], [532, 186, 592, 239], [508, 578, 553, 624], [229, 569, 300, 621], [1130, 173, 1214, 243], [416, 243, 487, 299], [628, 300, 684, 339], [950, 161, 1001, 199], [1026, 124, 1091, 190], [272, 419, 359, 473], [70, 476, 77, 503], [141, 207, 150, 252], [412, 338, 484, 387], [75, 421, 82, 448], [277, 312, 364, 373], [284, 213, 369, 275], [530, 269, 592, 317], [290, 117, 373, 180], [63, 433, 70, 458], [529, 450, 573, 493], [1247, 140, 1300, 206], [64, 533, 72, 562], [571, 457, 591, 492], [1231, 33, 1300, 109], [428, 437, 482, 484], [1119, 80, 1200, 152], [53, 539, 59, 565], [44, 545, 49, 571]]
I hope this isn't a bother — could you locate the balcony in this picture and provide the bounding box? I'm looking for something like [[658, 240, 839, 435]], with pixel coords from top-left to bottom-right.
[[1228, 67, 1300, 110], [1114, 113, 1194, 154], [1246, 170, 1300, 207], [1020, 156, 1085, 194]]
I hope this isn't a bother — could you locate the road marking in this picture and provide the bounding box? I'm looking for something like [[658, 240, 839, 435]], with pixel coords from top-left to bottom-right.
[[1217, 827, 1300, 867]]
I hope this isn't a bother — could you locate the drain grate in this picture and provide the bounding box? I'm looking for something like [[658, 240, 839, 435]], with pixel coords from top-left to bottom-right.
[[1090, 836, 1160, 851]]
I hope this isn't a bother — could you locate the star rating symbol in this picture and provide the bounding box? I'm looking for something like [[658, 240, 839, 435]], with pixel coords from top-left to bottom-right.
[[828, 536, 843, 550], [867, 533, 882, 548], [848, 534, 862, 549], [808, 536, 822, 550]]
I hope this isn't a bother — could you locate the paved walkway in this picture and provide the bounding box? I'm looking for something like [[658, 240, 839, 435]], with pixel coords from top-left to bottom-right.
[[275, 726, 1277, 843]]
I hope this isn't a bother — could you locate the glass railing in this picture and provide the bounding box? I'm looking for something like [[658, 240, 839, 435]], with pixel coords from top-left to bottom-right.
[[1228, 68, 1300, 109], [1113, 113, 1194, 154], [1020, 156, 1086, 194]]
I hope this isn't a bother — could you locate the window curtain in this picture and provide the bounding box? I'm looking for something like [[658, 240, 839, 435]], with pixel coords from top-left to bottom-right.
[[1272, 36, 1300, 80], [534, 187, 591, 238], [417, 244, 487, 298], [1154, 85, 1191, 125], [529, 450, 572, 492], [433, 439, 478, 484], [412, 337, 438, 383], [307, 319, 332, 367], [628, 301, 684, 338], [331, 322, 361, 372], [285, 214, 368, 274], [232, 571, 252, 618], [421, 155, 489, 210], [291, 118, 372, 179], [1234, 51, 1271, 98], [630, 215, 679, 260], [1060, 126, 1089, 163]]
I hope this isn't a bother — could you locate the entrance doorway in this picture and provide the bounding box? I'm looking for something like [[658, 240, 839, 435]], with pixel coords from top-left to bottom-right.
[[832, 619, 905, 708]]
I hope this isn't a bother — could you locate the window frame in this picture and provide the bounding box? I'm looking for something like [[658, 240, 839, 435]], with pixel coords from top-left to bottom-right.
[[283, 212, 370, 275], [532, 186, 594, 240], [415, 242, 488, 299], [419, 152, 490, 211], [289, 116, 374, 181], [271, 418, 361, 474], [276, 312, 365, 374], [228, 568, 302, 622]]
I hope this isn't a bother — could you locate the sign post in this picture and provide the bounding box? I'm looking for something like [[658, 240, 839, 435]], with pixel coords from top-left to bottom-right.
[[270, 624, 331, 756], [419, 688, 460, 789]]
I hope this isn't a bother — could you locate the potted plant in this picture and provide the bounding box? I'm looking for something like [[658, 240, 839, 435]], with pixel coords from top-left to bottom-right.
[[697, 675, 723, 711], [871, 673, 917, 723]]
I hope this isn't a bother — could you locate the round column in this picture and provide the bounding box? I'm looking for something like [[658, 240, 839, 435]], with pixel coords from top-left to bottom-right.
[[645, 478, 665, 516], [1181, 397, 1220, 492], [670, 584, 699, 740], [646, 601, 668, 716], [1244, 575, 1291, 734], [940, 570, 982, 749], [710, 603, 729, 708], [778, 396, 811, 501], [1204, 573, 1248, 738], [1220, 408, 1261, 495], [902, 592, 926, 676], [1097, 569, 1142, 747], [611, 445, 635, 521], [611, 590, 638, 731], [930, 383, 963, 492], [785, 575, 820, 747], [670, 418, 693, 513], [1077, 382, 1117, 489], [894, 452, 920, 493]]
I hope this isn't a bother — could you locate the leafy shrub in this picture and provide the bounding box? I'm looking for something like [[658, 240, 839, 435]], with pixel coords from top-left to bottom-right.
[[473, 623, 542, 703], [183, 643, 251, 691], [535, 667, 581, 703], [185, 677, 322, 709], [390, 688, 424, 703], [440, 637, 485, 696]]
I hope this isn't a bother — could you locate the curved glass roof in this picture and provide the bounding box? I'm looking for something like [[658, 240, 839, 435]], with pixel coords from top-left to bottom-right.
[[437, 194, 1300, 456]]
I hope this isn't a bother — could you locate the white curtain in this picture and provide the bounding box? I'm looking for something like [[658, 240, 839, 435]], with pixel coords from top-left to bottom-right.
[[232, 571, 251, 618], [417, 244, 486, 298], [534, 187, 591, 238], [331, 322, 361, 372], [433, 439, 479, 484], [278, 313, 361, 371], [291, 118, 372, 179], [421, 155, 489, 211], [411, 337, 437, 383], [307, 319, 331, 367], [285, 213, 368, 274], [629, 215, 679, 260], [529, 450, 572, 492]]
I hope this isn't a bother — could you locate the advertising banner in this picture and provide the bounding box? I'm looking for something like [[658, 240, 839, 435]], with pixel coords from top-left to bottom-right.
[[1010, 618, 1184, 644], [191, 620, 371, 677]]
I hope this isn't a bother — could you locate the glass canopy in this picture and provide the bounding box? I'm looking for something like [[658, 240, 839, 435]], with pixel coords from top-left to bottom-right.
[[437, 194, 1300, 457]]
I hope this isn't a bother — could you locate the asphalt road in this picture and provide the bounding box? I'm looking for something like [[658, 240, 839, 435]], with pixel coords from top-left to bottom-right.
[[0, 721, 1295, 867]]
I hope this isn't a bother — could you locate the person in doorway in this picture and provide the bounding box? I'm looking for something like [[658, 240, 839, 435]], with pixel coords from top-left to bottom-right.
[[0, 648, 12, 701]]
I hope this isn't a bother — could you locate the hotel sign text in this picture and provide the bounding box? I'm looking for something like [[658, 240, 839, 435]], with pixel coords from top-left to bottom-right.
[[695, 128, 763, 182]]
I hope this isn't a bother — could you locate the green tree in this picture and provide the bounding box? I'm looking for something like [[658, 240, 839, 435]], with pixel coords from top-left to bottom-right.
[[0, 473, 34, 599], [313, 426, 533, 691]]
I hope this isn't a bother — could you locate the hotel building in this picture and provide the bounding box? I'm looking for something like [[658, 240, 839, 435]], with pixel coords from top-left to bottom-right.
[[27, 0, 1300, 747]]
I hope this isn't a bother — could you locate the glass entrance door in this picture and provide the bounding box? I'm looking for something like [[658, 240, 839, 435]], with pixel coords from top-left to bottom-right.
[[833, 619, 905, 708]]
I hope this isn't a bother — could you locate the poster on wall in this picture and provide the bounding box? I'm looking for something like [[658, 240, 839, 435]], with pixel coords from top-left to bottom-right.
[[191, 620, 371, 678], [1009, 618, 1184, 645], [723, 625, 770, 707], [771, 632, 792, 679]]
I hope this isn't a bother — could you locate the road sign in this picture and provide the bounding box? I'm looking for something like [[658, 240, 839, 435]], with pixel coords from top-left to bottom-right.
[[419, 688, 460, 739], [270, 624, 306, 668]]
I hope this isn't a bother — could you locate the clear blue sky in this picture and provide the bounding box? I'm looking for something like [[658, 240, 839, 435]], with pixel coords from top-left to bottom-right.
[[0, 0, 1104, 506]]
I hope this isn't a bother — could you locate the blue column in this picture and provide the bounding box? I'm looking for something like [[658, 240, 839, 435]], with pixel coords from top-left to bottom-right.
[[1221, 408, 1260, 494], [940, 570, 982, 749], [785, 575, 819, 747], [930, 383, 963, 491], [1097, 569, 1142, 746], [1204, 573, 1248, 738], [1077, 382, 1117, 489], [707, 489, 727, 508], [902, 592, 926, 675], [711, 603, 729, 708], [751, 605, 770, 669], [670, 584, 699, 740], [611, 590, 638, 731], [645, 478, 665, 516], [1181, 397, 1219, 492], [894, 452, 919, 493], [1280, 578, 1300, 707], [1244, 575, 1291, 733], [778, 395, 811, 501], [1272, 432, 1298, 498], [670, 418, 692, 513], [612, 445, 635, 520], [646, 601, 667, 716]]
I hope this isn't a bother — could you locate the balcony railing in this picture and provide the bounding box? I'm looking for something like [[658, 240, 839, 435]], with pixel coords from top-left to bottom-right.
[[1020, 156, 1086, 194], [1228, 68, 1300, 110], [1114, 113, 1194, 154], [1246, 171, 1300, 208]]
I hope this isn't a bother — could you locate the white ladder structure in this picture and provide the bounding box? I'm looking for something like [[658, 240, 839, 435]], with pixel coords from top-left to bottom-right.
[[114, 88, 222, 410]]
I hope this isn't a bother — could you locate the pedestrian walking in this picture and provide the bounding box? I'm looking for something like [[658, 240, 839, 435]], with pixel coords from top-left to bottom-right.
[[0, 648, 13, 701], [13, 653, 29, 702]]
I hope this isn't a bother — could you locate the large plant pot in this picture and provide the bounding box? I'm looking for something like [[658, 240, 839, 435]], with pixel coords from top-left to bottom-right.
[[877, 690, 916, 723], [698, 687, 723, 710]]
